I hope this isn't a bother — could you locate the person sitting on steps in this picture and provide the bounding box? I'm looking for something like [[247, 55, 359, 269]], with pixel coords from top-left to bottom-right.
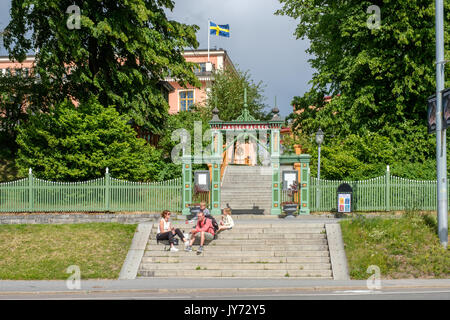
[[200, 201, 210, 216], [156, 210, 189, 252], [185, 211, 215, 254], [217, 207, 234, 232]]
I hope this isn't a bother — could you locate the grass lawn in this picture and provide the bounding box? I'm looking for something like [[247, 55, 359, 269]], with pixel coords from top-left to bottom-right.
[[340, 212, 450, 279], [0, 223, 136, 280]]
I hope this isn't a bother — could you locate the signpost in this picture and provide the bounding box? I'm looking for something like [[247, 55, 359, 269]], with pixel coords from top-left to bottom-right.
[[434, 0, 448, 248]]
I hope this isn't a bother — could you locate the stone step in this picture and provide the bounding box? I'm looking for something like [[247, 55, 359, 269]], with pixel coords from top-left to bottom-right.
[[229, 228, 327, 234], [225, 169, 272, 174], [221, 186, 272, 190], [138, 269, 333, 278], [150, 226, 325, 233], [146, 244, 329, 251], [214, 233, 327, 240], [150, 227, 325, 233], [221, 223, 326, 229], [149, 233, 327, 240], [220, 203, 272, 207], [220, 199, 273, 203], [143, 250, 330, 257], [222, 180, 271, 184], [221, 201, 272, 205], [220, 193, 272, 197], [139, 262, 332, 271], [141, 256, 331, 264], [147, 239, 328, 245], [223, 173, 272, 177], [220, 200, 272, 204]]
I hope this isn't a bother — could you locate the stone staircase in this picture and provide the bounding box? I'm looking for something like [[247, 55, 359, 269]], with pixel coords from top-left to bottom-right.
[[138, 222, 333, 279], [220, 165, 273, 214]]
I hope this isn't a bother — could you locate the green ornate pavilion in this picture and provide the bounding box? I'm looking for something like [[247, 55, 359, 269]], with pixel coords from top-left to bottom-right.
[[181, 90, 311, 215]]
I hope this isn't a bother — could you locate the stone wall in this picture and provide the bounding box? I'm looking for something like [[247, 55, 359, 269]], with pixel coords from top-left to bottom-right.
[[0, 213, 170, 225]]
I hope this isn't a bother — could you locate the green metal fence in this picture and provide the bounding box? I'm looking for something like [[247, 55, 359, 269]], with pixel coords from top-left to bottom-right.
[[0, 170, 182, 213], [1, 168, 445, 213], [310, 170, 443, 212]]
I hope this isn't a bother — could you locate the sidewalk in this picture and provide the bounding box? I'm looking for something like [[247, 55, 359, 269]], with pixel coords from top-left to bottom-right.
[[1, 278, 449, 295]]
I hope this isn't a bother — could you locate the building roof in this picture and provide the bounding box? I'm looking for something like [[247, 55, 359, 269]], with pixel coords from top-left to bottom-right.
[[183, 48, 237, 73]]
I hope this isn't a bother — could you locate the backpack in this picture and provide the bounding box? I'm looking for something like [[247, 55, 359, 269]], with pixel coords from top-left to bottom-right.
[[204, 213, 219, 232]]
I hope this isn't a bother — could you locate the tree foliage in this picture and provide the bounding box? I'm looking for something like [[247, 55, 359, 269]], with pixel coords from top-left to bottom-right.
[[0, 73, 31, 145], [16, 99, 164, 181], [4, 0, 200, 133], [203, 67, 269, 121], [156, 110, 210, 180], [277, 0, 450, 179]]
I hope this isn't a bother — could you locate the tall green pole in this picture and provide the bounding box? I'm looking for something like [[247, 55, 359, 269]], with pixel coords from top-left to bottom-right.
[[28, 168, 33, 212], [210, 130, 222, 215], [105, 167, 110, 212], [435, 0, 448, 248]]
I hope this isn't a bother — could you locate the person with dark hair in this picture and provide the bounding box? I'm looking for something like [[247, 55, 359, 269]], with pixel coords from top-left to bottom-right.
[[156, 210, 188, 252]]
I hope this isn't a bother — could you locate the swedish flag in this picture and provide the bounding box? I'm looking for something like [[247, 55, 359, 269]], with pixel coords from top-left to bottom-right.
[[210, 22, 230, 37]]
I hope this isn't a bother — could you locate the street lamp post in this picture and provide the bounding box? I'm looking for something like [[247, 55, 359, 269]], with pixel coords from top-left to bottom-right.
[[315, 128, 324, 211], [435, 0, 448, 249]]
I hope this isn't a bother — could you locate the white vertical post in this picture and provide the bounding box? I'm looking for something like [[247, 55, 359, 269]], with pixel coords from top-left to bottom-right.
[[207, 19, 210, 62], [435, 0, 448, 248]]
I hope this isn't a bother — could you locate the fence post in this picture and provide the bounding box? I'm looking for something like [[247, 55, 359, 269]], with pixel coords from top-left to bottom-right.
[[385, 165, 390, 212], [28, 168, 33, 212], [105, 167, 110, 212]]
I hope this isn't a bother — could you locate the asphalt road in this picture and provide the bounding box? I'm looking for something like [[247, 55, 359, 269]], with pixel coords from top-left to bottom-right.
[[0, 287, 449, 300]]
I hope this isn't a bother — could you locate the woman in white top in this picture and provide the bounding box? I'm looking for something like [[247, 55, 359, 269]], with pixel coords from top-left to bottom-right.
[[217, 208, 234, 232], [156, 210, 189, 252]]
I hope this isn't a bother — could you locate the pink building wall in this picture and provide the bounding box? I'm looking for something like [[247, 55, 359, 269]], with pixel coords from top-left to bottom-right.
[[1, 50, 236, 116], [167, 49, 235, 114], [0, 56, 35, 75]]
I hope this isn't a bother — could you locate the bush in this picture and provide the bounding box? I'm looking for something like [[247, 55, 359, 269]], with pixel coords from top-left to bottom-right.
[[16, 99, 164, 181]]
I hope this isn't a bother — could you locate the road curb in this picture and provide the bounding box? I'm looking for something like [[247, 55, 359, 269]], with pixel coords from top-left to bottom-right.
[[1, 283, 450, 296]]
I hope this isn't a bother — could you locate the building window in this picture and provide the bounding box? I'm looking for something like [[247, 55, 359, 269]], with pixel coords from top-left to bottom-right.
[[179, 90, 194, 111], [196, 63, 206, 73]]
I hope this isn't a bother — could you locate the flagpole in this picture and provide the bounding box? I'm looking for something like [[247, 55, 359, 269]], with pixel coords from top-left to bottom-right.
[[207, 19, 210, 62]]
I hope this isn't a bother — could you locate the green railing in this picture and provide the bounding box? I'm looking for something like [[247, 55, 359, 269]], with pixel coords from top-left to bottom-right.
[[0, 170, 182, 213], [310, 171, 444, 212]]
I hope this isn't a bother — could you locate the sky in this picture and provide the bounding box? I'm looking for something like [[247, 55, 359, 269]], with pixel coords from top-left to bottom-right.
[[0, 0, 315, 116]]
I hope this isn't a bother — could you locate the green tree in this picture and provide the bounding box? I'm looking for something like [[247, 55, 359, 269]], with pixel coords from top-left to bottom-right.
[[0, 73, 31, 145], [277, 0, 449, 179], [16, 99, 164, 181], [156, 110, 210, 180], [4, 0, 200, 133], [204, 68, 269, 121]]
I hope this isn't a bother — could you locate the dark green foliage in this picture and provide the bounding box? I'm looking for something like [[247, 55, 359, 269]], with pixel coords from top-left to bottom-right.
[[4, 0, 200, 133], [156, 110, 210, 179], [0, 74, 31, 144], [16, 99, 164, 181], [204, 68, 269, 121], [277, 0, 450, 179]]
